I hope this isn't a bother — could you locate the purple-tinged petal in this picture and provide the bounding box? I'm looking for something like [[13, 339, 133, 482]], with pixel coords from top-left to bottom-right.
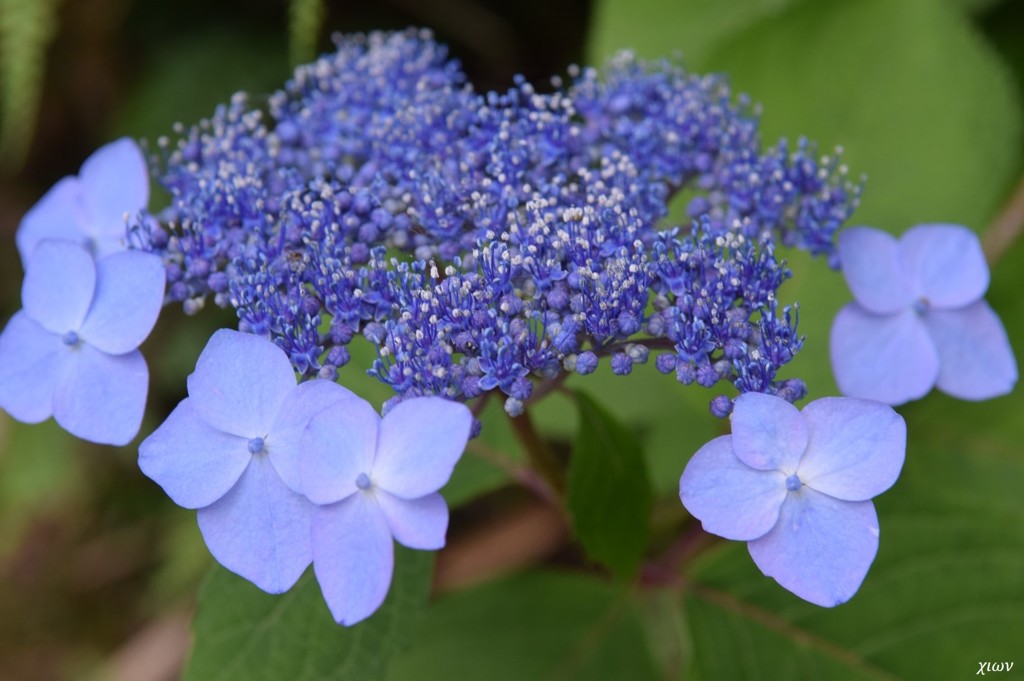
[[797, 398, 906, 501], [270, 379, 361, 495], [837, 227, 914, 314], [15, 177, 89, 264], [53, 345, 147, 445], [925, 301, 1018, 401], [312, 493, 394, 625], [748, 490, 879, 608], [374, 490, 448, 550], [138, 399, 251, 509], [372, 397, 472, 499], [78, 138, 149, 255], [198, 455, 314, 594], [680, 435, 787, 541], [830, 303, 938, 406], [299, 398, 379, 505], [79, 250, 165, 355], [0, 311, 63, 423], [730, 392, 808, 472], [900, 224, 988, 310], [187, 329, 297, 437], [22, 240, 96, 335]]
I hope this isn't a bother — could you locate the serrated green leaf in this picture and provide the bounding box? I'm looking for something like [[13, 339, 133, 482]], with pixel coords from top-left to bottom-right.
[[184, 547, 433, 681], [387, 572, 661, 681], [566, 391, 652, 577]]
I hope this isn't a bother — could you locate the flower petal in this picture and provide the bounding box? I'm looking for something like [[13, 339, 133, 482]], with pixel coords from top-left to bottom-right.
[[748, 491, 879, 607], [78, 138, 149, 255], [0, 311, 64, 423], [900, 224, 988, 309], [374, 490, 448, 550], [679, 435, 787, 541], [187, 329, 297, 437], [300, 397, 380, 505], [312, 493, 394, 625], [730, 392, 808, 472], [53, 345, 148, 445], [270, 379, 361, 495], [197, 455, 314, 594], [138, 399, 251, 509], [837, 227, 914, 314], [15, 177, 89, 264], [925, 301, 1018, 401], [22, 240, 96, 335], [830, 303, 938, 406], [797, 398, 906, 501], [79, 250, 165, 355], [372, 397, 472, 499]]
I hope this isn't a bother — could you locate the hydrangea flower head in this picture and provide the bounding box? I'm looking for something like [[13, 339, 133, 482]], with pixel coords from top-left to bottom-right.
[[300, 396, 472, 625], [16, 138, 149, 263], [680, 392, 905, 606], [831, 224, 1017, 405], [139, 329, 354, 593], [0, 240, 164, 444]]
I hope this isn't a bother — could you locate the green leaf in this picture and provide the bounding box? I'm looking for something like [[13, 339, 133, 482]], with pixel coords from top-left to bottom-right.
[[184, 547, 434, 681], [700, 0, 1021, 232], [587, 0, 796, 66], [0, 0, 59, 170], [387, 572, 661, 681], [566, 391, 652, 577]]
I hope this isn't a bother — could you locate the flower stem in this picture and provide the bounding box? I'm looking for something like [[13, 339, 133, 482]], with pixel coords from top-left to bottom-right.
[[983, 173, 1024, 264], [508, 408, 566, 496]]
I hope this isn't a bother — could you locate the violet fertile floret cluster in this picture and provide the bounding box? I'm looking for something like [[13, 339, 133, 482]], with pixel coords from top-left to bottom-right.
[[133, 28, 860, 416]]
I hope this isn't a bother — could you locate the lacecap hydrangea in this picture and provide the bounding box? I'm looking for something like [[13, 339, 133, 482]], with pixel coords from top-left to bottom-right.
[[6, 28, 1009, 620]]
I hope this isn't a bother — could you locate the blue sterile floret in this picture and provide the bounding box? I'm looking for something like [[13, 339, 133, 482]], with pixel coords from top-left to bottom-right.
[[131, 28, 861, 414]]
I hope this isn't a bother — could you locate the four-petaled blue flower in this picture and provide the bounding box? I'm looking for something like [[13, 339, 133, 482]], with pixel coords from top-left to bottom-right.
[[831, 224, 1017, 405], [680, 392, 905, 607], [300, 396, 472, 625], [139, 329, 348, 593], [0, 240, 164, 444], [16, 138, 150, 263]]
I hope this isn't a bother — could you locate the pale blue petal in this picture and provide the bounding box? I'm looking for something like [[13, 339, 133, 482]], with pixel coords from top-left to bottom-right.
[[798, 398, 906, 501], [0, 311, 63, 423], [187, 329, 297, 437], [138, 399, 251, 509], [299, 398, 379, 505], [375, 490, 448, 550], [53, 345, 148, 445], [78, 138, 149, 254], [312, 493, 394, 625], [730, 392, 808, 472], [79, 250, 165, 355], [22, 240, 96, 335], [748, 491, 879, 607], [837, 227, 914, 314], [679, 435, 787, 541], [830, 303, 938, 406], [198, 455, 314, 594], [270, 379, 361, 495], [900, 224, 988, 310], [15, 177, 89, 264], [925, 302, 1018, 401], [373, 397, 472, 499]]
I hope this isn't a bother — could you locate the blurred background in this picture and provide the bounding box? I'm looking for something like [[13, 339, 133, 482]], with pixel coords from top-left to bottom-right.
[[1, 0, 1023, 680]]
